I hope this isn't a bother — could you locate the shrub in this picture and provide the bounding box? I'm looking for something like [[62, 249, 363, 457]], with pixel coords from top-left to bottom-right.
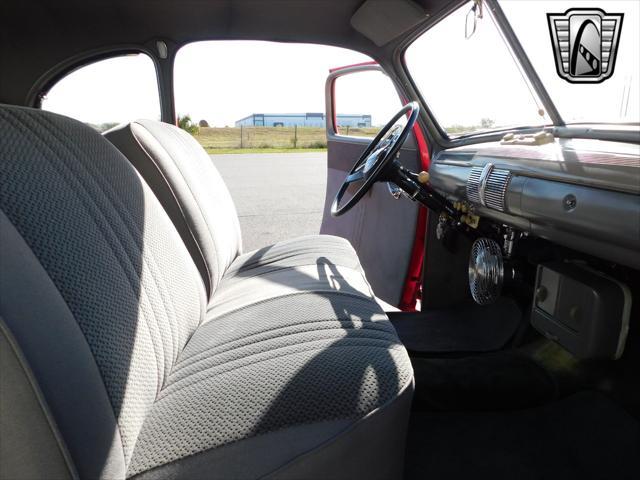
[[178, 114, 200, 135]]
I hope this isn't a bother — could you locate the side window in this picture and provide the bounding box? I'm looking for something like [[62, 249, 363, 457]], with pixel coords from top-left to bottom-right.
[[333, 70, 403, 138], [41, 53, 161, 132], [174, 40, 372, 150]]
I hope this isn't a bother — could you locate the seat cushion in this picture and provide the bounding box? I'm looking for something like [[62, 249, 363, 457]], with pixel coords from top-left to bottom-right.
[[209, 235, 369, 315], [105, 121, 392, 313], [2, 106, 414, 479], [129, 288, 413, 479], [124, 234, 413, 478], [224, 234, 364, 278], [212, 234, 400, 317], [126, 234, 415, 478]]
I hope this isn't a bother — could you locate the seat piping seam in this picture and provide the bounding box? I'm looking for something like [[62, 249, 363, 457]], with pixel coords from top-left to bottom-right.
[[171, 328, 399, 377], [159, 341, 405, 400], [175, 320, 395, 370]]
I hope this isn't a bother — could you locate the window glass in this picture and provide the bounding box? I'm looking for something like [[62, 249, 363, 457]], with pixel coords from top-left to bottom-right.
[[42, 53, 161, 131], [333, 70, 402, 137], [500, 0, 640, 124], [405, 1, 550, 137], [174, 40, 371, 150]]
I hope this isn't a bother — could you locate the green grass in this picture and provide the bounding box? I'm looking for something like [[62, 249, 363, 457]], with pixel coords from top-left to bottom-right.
[[205, 147, 328, 155], [193, 126, 380, 151]]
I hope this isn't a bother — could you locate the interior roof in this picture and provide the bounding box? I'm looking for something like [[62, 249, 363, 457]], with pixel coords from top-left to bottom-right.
[[0, 0, 455, 106]]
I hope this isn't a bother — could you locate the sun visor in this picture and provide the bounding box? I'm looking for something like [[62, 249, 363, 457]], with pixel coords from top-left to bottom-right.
[[351, 0, 428, 47]]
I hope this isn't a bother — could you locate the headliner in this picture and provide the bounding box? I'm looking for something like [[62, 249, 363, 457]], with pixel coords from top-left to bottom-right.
[[0, 0, 455, 106]]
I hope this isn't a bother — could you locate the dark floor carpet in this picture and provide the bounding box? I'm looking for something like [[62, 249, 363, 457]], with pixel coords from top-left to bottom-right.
[[404, 391, 640, 480], [389, 298, 522, 354], [411, 352, 557, 411]]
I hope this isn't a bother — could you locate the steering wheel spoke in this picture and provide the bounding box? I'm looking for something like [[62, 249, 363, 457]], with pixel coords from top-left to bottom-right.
[[331, 102, 420, 217], [345, 169, 365, 184]]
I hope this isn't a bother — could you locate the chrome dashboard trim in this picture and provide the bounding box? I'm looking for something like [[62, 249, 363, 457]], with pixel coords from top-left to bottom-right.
[[477, 163, 494, 207]]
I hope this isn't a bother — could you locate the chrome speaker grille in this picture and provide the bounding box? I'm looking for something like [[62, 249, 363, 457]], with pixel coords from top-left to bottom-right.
[[466, 166, 483, 204], [484, 168, 512, 211], [469, 237, 504, 305], [466, 163, 512, 212]]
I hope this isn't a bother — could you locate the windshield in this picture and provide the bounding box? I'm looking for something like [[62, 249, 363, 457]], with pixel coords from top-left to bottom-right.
[[500, 0, 640, 125], [405, 1, 550, 137]]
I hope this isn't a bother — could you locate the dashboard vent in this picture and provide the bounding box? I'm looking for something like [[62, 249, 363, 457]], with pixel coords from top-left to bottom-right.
[[466, 166, 483, 204], [466, 163, 512, 212], [484, 168, 512, 211]]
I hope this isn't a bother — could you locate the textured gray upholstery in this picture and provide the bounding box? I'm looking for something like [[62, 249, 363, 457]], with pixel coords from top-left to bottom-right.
[[0, 209, 127, 478], [219, 237, 401, 313], [105, 120, 242, 299], [0, 105, 206, 476], [105, 121, 374, 306], [0, 318, 76, 480], [225, 234, 363, 278], [211, 235, 373, 317], [129, 293, 412, 477], [1, 105, 413, 479]]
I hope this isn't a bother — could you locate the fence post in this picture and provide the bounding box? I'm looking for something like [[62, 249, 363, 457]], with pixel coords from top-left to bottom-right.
[[346, 125, 350, 136], [240, 125, 243, 149], [293, 125, 298, 149]]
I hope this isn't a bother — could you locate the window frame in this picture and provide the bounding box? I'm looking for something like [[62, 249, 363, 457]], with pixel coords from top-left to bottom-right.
[[325, 63, 406, 140], [30, 44, 170, 122]]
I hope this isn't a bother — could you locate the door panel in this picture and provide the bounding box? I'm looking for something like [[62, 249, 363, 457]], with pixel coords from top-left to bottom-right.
[[320, 65, 422, 306]]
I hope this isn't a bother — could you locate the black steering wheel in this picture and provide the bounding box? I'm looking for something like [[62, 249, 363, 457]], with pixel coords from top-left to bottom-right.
[[331, 102, 420, 217]]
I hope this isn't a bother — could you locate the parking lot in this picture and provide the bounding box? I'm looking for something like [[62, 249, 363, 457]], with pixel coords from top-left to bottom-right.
[[211, 152, 328, 251]]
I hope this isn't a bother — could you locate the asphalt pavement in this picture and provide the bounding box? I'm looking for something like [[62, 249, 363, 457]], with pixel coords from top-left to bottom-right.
[[211, 152, 328, 252]]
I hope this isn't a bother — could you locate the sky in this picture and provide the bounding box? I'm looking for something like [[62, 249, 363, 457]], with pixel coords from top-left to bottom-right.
[[42, 0, 639, 131]]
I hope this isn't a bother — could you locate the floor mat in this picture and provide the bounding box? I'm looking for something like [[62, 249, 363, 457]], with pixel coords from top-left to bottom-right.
[[411, 352, 557, 411], [404, 391, 640, 480], [389, 298, 522, 354]]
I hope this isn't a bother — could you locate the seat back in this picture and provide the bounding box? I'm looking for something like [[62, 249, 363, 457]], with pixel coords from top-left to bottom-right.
[[106, 121, 242, 300], [0, 105, 206, 478]]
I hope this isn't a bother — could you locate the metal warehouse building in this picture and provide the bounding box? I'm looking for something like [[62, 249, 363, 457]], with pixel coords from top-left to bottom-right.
[[235, 113, 371, 128]]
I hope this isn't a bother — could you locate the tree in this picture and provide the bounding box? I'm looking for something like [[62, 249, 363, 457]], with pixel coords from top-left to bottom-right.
[[480, 118, 495, 129], [198, 119, 210, 128], [178, 114, 199, 135]]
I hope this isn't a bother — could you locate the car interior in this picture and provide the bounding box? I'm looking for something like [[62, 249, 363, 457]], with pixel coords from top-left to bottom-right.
[[1, 1, 639, 479]]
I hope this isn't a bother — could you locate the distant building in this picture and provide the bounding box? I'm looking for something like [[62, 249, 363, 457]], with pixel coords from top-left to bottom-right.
[[235, 113, 371, 128]]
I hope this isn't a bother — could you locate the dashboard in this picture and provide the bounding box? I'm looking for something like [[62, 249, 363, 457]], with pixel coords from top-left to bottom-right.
[[429, 138, 640, 269]]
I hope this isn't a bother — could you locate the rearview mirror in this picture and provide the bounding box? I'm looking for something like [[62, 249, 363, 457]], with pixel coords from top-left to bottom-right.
[[465, 0, 483, 39]]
